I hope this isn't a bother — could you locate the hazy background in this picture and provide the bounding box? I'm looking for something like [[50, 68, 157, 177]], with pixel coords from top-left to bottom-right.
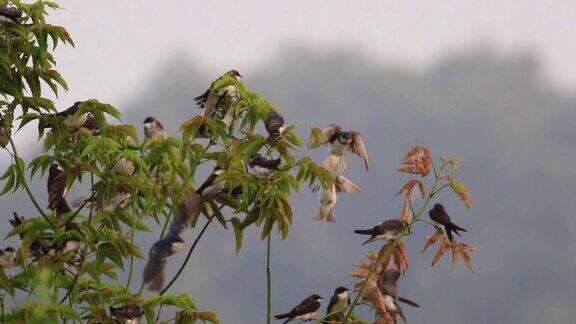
[[1, 1, 576, 323]]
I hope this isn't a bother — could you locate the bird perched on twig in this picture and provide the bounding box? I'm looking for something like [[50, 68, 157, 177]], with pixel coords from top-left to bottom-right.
[[41, 101, 100, 135], [195, 70, 241, 125], [354, 219, 407, 245], [309, 124, 369, 174], [248, 153, 281, 176], [195, 166, 226, 197], [428, 203, 467, 243], [0, 247, 16, 269], [313, 175, 360, 222], [47, 163, 71, 217], [378, 269, 420, 323], [265, 111, 285, 138], [143, 191, 201, 291], [325, 287, 350, 321], [109, 304, 144, 324], [143, 116, 167, 140], [0, 4, 21, 24], [274, 294, 323, 323]]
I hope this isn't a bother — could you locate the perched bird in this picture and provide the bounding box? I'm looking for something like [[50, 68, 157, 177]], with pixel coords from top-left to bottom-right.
[[143, 191, 201, 291], [112, 157, 135, 175], [248, 153, 281, 176], [109, 304, 144, 324], [378, 269, 420, 323], [265, 111, 285, 138], [354, 219, 406, 245], [428, 203, 467, 243], [72, 185, 131, 213], [42, 101, 100, 135], [274, 294, 323, 323], [47, 163, 71, 216], [195, 166, 225, 196], [10, 213, 52, 260], [313, 175, 360, 222], [58, 222, 83, 253], [0, 247, 16, 269], [0, 5, 21, 24], [0, 126, 8, 148], [310, 125, 369, 174], [325, 287, 350, 320], [194, 70, 242, 111], [143, 116, 167, 140]]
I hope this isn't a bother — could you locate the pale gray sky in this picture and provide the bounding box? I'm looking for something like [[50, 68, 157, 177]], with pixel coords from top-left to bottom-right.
[[50, 0, 575, 108]]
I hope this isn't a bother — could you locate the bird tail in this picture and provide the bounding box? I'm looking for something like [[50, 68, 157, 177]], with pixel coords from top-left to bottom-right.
[[313, 204, 333, 222], [273, 313, 290, 320], [323, 154, 347, 174], [448, 223, 467, 235], [354, 229, 373, 235], [326, 207, 336, 223], [335, 175, 360, 193], [396, 296, 420, 308], [362, 236, 376, 246]]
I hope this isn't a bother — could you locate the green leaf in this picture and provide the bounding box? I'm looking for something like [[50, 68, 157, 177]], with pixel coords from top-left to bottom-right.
[[97, 242, 124, 270], [0, 267, 15, 296], [230, 217, 243, 254]]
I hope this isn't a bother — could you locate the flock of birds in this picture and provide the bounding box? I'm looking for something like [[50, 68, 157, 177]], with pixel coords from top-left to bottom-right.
[[0, 44, 471, 321]]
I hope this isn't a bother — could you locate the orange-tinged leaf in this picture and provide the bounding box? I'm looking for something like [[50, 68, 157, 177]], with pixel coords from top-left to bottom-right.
[[449, 178, 472, 210]]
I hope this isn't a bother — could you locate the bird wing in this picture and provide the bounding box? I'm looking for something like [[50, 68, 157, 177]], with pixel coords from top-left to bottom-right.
[[396, 296, 420, 308], [335, 175, 360, 193], [322, 124, 341, 144], [195, 172, 218, 194], [291, 299, 320, 317], [194, 88, 210, 108], [201, 89, 217, 118], [143, 241, 170, 291], [326, 295, 338, 314], [47, 164, 70, 215], [350, 132, 369, 170]]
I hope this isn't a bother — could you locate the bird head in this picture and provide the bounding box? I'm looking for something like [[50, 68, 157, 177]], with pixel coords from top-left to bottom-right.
[[143, 117, 157, 124], [339, 132, 353, 144], [311, 294, 322, 302], [226, 70, 242, 78]]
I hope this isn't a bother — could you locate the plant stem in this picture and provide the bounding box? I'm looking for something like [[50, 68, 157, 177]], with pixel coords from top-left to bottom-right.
[[159, 214, 214, 295], [2, 122, 53, 227], [266, 234, 272, 324], [126, 203, 138, 290]]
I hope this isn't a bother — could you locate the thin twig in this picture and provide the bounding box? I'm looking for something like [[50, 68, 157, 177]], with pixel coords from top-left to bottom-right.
[[266, 234, 272, 324]]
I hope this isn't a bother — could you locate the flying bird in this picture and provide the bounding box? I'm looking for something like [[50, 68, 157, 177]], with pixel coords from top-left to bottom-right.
[[0, 247, 16, 269], [47, 163, 71, 216], [143, 191, 201, 291], [109, 304, 144, 324], [325, 287, 350, 321], [265, 111, 285, 138], [0, 5, 21, 24], [194, 70, 242, 125], [143, 116, 167, 140], [248, 153, 281, 176], [195, 166, 225, 197], [428, 203, 467, 243], [378, 269, 420, 323], [310, 125, 369, 174], [313, 175, 360, 222], [274, 294, 323, 323], [354, 219, 406, 245]]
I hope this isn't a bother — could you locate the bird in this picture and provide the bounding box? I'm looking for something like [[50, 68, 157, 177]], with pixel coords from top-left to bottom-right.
[[59, 222, 83, 253], [354, 219, 407, 245], [313, 175, 360, 222], [248, 153, 281, 176], [71, 185, 131, 213], [194, 70, 242, 122], [325, 287, 350, 321], [143, 191, 201, 291], [195, 166, 225, 197], [0, 5, 21, 24], [142, 228, 184, 292], [0, 247, 16, 269], [143, 116, 167, 140], [0, 126, 8, 148], [47, 163, 71, 217], [274, 294, 323, 323], [112, 157, 135, 175], [265, 111, 285, 138], [428, 203, 467, 243], [378, 269, 420, 323], [109, 304, 144, 324], [42, 101, 100, 135], [309, 125, 369, 174]]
